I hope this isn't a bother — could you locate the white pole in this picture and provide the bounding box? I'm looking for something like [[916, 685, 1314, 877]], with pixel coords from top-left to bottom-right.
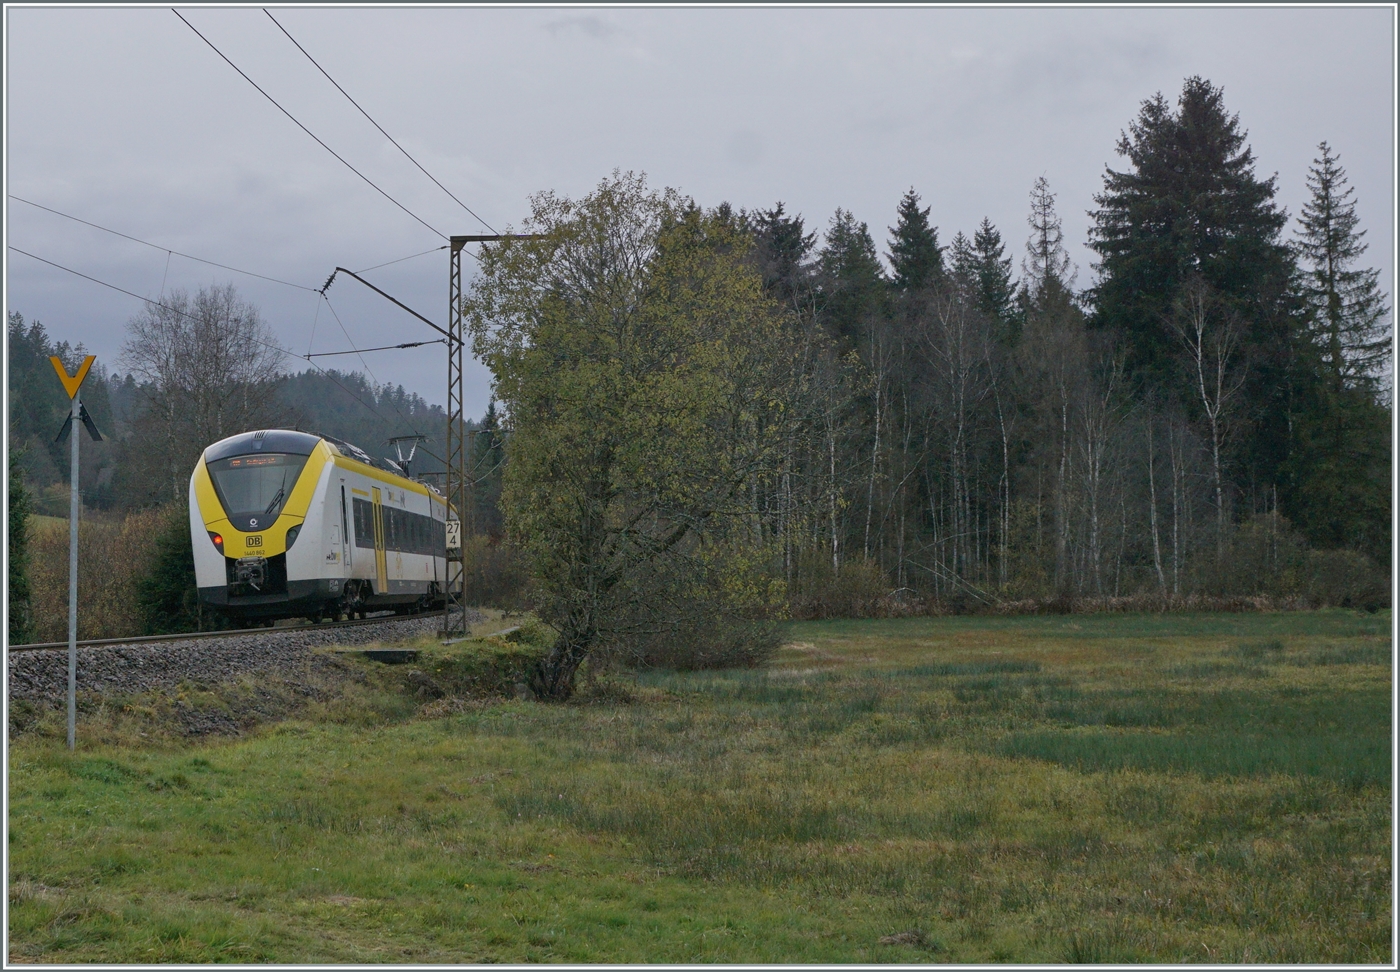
[[67, 391, 80, 751]]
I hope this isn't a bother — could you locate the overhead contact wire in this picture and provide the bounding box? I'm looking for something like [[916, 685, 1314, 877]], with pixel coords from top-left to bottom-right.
[[263, 9, 498, 235], [354, 245, 448, 274], [9, 245, 402, 434], [172, 8, 447, 241], [9, 194, 318, 291], [320, 294, 429, 441]]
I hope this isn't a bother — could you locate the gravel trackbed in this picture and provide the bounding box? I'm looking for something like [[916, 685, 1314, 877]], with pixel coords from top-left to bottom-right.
[[7, 613, 482, 705]]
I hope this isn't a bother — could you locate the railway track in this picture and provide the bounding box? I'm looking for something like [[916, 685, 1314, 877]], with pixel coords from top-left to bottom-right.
[[7, 609, 449, 654], [8, 610, 486, 717]]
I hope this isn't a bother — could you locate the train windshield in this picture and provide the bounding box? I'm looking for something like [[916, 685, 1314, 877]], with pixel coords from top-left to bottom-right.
[[207, 453, 308, 526]]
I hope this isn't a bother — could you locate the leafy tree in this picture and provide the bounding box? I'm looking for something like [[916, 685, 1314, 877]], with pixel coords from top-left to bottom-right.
[[1088, 76, 1298, 490], [8, 449, 33, 644], [887, 188, 944, 293], [464, 172, 794, 700], [1295, 141, 1391, 394]]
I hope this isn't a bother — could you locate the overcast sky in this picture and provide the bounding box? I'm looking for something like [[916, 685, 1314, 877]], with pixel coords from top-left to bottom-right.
[[6, 5, 1395, 420]]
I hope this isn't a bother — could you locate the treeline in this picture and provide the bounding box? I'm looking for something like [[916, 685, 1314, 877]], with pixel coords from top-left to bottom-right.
[[728, 78, 1389, 611]]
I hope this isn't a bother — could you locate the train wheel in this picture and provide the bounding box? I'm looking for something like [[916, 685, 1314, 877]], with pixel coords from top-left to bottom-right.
[[336, 582, 366, 620]]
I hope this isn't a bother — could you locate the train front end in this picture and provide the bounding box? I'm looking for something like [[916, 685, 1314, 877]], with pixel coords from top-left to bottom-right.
[[190, 429, 338, 621]]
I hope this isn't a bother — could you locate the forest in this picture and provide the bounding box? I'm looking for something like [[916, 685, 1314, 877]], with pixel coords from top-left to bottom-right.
[[6, 77, 1391, 647], [730, 77, 1391, 611]]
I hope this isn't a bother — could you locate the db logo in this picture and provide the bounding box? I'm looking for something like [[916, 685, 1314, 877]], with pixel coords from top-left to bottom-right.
[[246, 535, 263, 548]]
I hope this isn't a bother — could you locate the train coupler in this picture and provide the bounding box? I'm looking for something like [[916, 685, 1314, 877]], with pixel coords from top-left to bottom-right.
[[234, 556, 269, 591]]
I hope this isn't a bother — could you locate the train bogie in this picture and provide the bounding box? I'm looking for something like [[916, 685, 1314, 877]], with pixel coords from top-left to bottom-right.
[[190, 429, 453, 622]]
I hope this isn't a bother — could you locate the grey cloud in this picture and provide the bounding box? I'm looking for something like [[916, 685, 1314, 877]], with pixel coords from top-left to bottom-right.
[[544, 16, 619, 40]]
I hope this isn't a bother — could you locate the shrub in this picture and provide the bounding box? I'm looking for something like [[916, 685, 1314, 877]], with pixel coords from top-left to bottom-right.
[[598, 542, 786, 671], [135, 503, 205, 634], [459, 534, 530, 611], [8, 450, 33, 644], [405, 623, 552, 699], [1303, 549, 1389, 611], [788, 552, 890, 620]]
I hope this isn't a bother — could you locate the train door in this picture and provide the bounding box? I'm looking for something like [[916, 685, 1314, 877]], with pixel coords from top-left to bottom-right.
[[338, 481, 351, 571], [372, 486, 387, 594]]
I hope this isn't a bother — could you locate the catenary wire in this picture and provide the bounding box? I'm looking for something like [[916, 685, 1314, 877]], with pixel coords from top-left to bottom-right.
[[8, 194, 318, 292], [8, 245, 409, 436], [263, 9, 499, 235], [354, 245, 448, 274], [320, 292, 434, 436], [307, 340, 445, 357], [172, 8, 447, 241], [320, 294, 383, 386]]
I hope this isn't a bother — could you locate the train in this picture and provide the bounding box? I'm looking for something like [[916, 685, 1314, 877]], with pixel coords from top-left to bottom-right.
[[190, 429, 453, 623]]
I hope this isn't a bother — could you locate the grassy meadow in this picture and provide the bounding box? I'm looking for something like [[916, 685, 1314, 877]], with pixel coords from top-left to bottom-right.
[[7, 610, 1392, 963]]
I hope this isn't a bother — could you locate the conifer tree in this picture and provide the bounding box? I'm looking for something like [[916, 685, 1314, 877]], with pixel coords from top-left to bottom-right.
[[972, 217, 1017, 338], [752, 202, 816, 309], [887, 188, 943, 293], [1089, 76, 1299, 491], [943, 231, 969, 280], [1295, 141, 1391, 394], [1024, 176, 1074, 299], [818, 208, 887, 346]]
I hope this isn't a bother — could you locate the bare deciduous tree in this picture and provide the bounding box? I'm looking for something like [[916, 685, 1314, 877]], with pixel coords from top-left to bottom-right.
[[121, 284, 286, 501], [1171, 276, 1245, 558]]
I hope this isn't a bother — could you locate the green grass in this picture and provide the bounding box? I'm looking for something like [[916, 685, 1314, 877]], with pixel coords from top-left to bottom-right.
[[8, 610, 1392, 963]]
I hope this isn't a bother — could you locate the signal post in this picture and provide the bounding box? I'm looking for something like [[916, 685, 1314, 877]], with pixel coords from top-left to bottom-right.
[[50, 355, 101, 750]]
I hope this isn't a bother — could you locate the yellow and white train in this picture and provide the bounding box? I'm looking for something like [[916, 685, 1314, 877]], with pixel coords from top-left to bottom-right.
[[190, 429, 451, 622]]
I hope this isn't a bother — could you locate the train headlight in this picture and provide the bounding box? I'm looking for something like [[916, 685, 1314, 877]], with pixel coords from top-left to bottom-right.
[[208, 531, 224, 553], [286, 524, 302, 550]]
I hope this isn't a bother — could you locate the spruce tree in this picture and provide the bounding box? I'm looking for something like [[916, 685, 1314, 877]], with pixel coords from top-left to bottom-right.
[[1088, 75, 1299, 489], [136, 503, 203, 634], [1295, 141, 1391, 394], [947, 231, 976, 290], [887, 188, 943, 293], [1023, 177, 1074, 299], [972, 217, 1017, 339], [818, 208, 887, 346], [752, 202, 816, 309], [1285, 142, 1392, 561]]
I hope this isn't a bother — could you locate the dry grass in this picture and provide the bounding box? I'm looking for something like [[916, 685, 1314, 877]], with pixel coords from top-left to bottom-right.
[[25, 510, 166, 643]]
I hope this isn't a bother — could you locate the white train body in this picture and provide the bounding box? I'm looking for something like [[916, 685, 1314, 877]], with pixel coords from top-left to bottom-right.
[[190, 429, 452, 621]]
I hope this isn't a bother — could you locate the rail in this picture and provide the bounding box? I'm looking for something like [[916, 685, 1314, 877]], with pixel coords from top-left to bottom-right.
[[7, 610, 447, 654]]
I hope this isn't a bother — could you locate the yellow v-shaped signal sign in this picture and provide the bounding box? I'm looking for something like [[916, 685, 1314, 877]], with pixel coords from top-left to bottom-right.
[[50, 355, 96, 399]]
